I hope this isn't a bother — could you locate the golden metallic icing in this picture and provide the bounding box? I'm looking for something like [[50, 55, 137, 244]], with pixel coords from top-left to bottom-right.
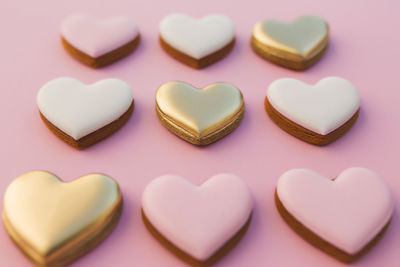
[[252, 15, 329, 65], [156, 81, 244, 138], [2, 171, 122, 266]]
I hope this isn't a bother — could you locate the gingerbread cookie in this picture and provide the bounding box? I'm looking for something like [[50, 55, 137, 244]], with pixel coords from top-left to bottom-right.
[[159, 14, 235, 68], [275, 167, 394, 262], [251, 15, 329, 70], [265, 77, 360, 145], [37, 77, 134, 149], [2, 170, 122, 266], [156, 81, 244, 145], [61, 14, 140, 68], [142, 174, 253, 265]]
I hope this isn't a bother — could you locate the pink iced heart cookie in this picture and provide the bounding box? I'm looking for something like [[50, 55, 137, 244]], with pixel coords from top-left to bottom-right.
[[276, 167, 394, 262], [142, 174, 253, 265], [61, 14, 140, 68]]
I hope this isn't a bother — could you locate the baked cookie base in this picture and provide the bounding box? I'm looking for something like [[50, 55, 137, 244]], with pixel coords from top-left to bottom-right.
[[40, 101, 134, 149], [264, 97, 359, 145], [142, 209, 252, 266], [62, 35, 140, 68], [275, 190, 391, 263], [159, 36, 235, 69], [156, 104, 244, 146], [251, 36, 328, 70], [2, 198, 122, 267]]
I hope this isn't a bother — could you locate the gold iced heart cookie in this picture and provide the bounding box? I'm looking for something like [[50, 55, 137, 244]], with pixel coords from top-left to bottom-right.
[[155, 81, 244, 145], [2, 171, 122, 266], [251, 15, 329, 70]]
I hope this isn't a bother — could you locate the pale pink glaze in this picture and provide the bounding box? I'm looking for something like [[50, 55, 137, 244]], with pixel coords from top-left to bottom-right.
[[277, 167, 394, 254], [61, 14, 139, 58], [141, 174, 253, 261]]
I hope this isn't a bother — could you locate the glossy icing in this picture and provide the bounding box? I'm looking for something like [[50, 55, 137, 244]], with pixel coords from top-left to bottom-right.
[[156, 81, 243, 137], [61, 13, 139, 58], [267, 77, 360, 135], [3, 170, 121, 257], [142, 174, 253, 260], [37, 77, 133, 140], [159, 14, 235, 59], [277, 168, 394, 254], [253, 15, 328, 59]]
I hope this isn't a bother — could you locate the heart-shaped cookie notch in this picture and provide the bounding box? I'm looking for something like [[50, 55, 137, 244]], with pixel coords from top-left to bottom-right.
[[159, 14, 235, 68], [61, 14, 140, 68], [275, 168, 394, 262], [265, 77, 360, 145], [2, 171, 122, 266], [37, 77, 134, 149], [156, 81, 244, 145], [142, 174, 253, 265], [252, 15, 329, 70]]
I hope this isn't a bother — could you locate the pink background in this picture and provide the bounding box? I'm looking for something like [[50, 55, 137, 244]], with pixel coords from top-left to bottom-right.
[[1, 0, 399, 266]]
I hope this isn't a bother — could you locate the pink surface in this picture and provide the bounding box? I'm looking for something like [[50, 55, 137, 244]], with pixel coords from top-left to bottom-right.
[[0, 0, 399, 266]]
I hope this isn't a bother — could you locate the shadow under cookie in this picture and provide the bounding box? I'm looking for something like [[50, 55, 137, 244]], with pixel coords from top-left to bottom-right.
[[264, 97, 359, 145], [142, 209, 252, 266], [274, 190, 391, 263], [156, 103, 244, 146], [159, 36, 235, 69], [39, 101, 134, 149], [62, 35, 140, 68]]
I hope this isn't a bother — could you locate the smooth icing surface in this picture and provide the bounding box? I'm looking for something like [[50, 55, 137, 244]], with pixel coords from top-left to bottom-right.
[[267, 77, 360, 135], [156, 81, 243, 137], [3, 171, 121, 256], [61, 13, 139, 58], [159, 14, 235, 59], [277, 168, 394, 254], [37, 77, 133, 140], [253, 15, 328, 58], [142, 174, 253, 260]]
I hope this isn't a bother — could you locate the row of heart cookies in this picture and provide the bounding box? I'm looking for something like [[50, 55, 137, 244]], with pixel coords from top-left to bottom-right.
[[37, 76, 360, 148], [61, 13, 329, 69], [2, 168, 393, 266]]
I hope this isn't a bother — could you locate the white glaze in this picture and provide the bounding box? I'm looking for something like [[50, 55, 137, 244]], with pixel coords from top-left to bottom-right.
[[277, 168, 394, 254], [142, 174, 252, 260], [267, 77, 360, 135], [159, 14, 235, 59], [61, 13, 139, 58], [37, 77, 133, 140]]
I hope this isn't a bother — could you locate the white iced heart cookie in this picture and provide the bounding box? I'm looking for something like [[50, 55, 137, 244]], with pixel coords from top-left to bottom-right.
[[252, 15, 329, 70], [276, 167, 394, 262], [265, 76, 360, 145], [159, 13, 235, 68], [142, 174, 252, 265], [61, 14, 140, 68], [37, 77, 134, 149], [2, 170, 122, 266]]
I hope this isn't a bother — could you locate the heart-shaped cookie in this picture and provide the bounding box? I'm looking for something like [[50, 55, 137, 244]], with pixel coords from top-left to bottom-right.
[[252, 15, 329, 70], [156, 81, 244, 145], [2, 170, 122, 266], [37, 77, 134, 149], [276, 168, 394, 262], [142, 174, 252, 265], [265, 77, 360, 145], [159, 14, 235, 68], [61, 14, 140, 68]]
